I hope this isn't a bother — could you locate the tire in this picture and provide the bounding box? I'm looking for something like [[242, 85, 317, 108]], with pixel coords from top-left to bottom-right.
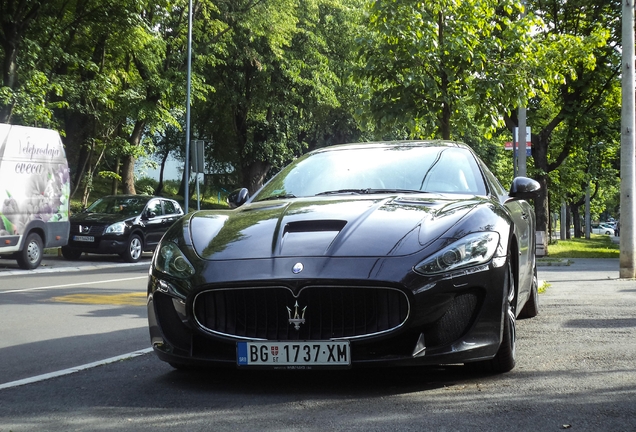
[[120, 234, 143, 263], [16, 233, 43, 270], [519, 265, 539, 319], [61, 246, 83, 260], [466, 260, 516, 373]]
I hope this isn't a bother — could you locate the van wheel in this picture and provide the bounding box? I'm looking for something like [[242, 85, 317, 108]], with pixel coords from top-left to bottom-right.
[[61, 246, 83, 260], [120, 234, 143, 263], [17, 233, 43, 270]]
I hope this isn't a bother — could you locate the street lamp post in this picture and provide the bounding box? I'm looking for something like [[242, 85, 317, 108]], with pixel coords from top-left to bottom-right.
[[620, 0, 636, 278]]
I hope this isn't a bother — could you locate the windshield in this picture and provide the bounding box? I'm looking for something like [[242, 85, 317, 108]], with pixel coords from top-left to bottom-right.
[[253, 145, 487, 202], [86, 196, 150, 215]]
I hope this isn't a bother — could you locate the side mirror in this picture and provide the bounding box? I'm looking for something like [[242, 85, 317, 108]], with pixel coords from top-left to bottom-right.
[[227, 188, 249, 209], [508, 177, 541, 201], [142, 210, 156, 219]]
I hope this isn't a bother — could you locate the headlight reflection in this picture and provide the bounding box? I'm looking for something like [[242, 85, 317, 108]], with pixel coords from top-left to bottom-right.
[[414, 232, 500, 275], [155, 242, 195, 279]]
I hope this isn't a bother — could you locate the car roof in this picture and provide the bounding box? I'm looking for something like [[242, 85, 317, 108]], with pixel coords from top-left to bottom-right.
[[98, 194, 173, 200], [309, 140, 469, 155]]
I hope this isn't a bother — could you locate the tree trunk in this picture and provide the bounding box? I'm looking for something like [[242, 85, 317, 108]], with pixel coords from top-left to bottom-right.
[[565, 205, 572, 239], [0, 2, 43, 122], [532, 128, 551, 232], [121, 120, 145, 194], [110, 157, 120, 195], [571, 204, 583, 238], [242, 160, 271, 195], [155, 151, 169, 195]]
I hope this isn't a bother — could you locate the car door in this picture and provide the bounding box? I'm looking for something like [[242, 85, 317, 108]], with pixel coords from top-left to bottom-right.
[[161, 199, 182, 227], [143, 198, 166, 250]]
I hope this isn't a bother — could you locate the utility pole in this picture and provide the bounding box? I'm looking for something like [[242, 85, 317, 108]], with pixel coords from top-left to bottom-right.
[[184, 0, 193, 212], [585, 187, 591, 240], [518, 107, 527, 177], [518, 0, 527, 178], [620, 0, 636, 278]]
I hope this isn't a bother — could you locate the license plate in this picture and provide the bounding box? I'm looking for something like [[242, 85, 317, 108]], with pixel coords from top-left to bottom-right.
[[73, 235, 94, 242], [237, 341, 350, 368]]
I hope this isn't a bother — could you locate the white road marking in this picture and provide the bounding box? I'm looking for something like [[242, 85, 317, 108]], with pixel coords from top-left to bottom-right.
[[0, 276, 147, 294], [0, 347, 153, 390]]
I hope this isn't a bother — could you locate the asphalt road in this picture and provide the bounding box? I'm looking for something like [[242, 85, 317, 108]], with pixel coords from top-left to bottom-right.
[[0, 263, 150, 384], [0, 256, 634, 431]]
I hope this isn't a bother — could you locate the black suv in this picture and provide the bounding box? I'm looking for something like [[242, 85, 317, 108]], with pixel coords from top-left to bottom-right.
[[62, 195, 184, 262]]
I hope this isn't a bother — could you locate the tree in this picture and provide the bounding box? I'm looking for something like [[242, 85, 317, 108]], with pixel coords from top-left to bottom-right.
[[358, 0, 535, 140], [191, 0, 366, 194], [0, 0, 77, 126], [518, 0, 620, 233]]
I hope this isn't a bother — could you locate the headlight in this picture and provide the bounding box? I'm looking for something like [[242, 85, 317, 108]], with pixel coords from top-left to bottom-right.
[[155, 242, 195, 279], [414, 232, 500, 275], [104, 221, 126, 235]]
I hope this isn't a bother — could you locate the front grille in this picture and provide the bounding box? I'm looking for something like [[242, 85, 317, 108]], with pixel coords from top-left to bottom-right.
[[71, 224, 104, 236], [193, 286, 410, 341]]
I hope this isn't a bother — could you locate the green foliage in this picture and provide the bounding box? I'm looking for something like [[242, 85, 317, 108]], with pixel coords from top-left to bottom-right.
[[98, 171, 122, 182], [189, 0, 367, 192], [524, 0, 620, 226], [135, 177, 156, 195], [358, 0, 535, 140], [548, 236, 619, 259], [0, 0, 622, 214]]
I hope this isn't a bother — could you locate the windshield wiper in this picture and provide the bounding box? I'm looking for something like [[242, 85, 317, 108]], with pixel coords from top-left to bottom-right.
[[259, 193, 297, 201], [315, 189, 370, 195], [365, 189, 423, 194], [315, 188, 423, 196]]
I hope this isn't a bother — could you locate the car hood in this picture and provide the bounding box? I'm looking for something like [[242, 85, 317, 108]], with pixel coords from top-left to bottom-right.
[[70, 212, 136, 225], [188, 195, 491, 260]]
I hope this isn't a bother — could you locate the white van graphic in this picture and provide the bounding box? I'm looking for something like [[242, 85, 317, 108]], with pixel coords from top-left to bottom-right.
[[0, 124, 70, 269]]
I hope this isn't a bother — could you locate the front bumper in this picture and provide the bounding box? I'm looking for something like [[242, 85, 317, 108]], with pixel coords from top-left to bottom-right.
[[147, 256, 507, 369], [66, 236, 128, 255]]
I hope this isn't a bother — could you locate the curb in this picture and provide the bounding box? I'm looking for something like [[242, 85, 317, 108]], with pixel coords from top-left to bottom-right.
[[0, 254, 151, 277]]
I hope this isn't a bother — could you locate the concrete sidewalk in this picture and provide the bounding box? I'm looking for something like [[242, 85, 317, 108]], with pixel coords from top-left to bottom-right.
[[0, 250, 152, 277], [537, 257, 621, 283]]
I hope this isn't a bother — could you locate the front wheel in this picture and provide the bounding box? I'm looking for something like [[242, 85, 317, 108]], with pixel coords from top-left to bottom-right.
[[120, 234, 143, 263], [519, 265, 539, 319], [61, 246, 83, 260], [466, 260, 516, 373], [16, 233, 44, 270]]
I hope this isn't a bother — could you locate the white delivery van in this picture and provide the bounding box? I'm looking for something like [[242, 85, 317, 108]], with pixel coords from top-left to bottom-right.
[[0, 124, 70, 269]]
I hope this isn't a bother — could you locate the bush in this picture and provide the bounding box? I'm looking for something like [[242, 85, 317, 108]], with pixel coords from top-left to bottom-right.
[[136, 177, 157, 195]]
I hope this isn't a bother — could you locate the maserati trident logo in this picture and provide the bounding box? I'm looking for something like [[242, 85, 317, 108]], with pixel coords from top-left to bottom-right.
[[287, 301, 307, 331], [292, 262, 304, 274]]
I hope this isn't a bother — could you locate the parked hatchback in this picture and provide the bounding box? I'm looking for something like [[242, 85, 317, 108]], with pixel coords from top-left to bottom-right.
[[591, 223, 615, 236], [62, 195, 184, 262]]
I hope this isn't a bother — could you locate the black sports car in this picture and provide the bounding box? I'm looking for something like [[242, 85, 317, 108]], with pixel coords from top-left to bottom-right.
[[147, 141, 540, 373], [63, 195, 184, 262]]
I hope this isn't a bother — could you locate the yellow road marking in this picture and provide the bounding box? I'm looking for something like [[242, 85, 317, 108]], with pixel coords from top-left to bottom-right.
[[50, 292, 146, 306]]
